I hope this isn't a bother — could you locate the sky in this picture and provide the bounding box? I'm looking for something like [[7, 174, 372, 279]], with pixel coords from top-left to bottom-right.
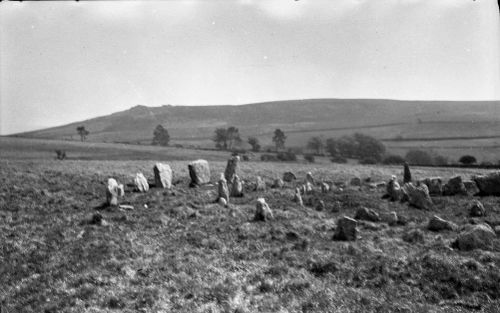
[[1, 0, 499, 135]]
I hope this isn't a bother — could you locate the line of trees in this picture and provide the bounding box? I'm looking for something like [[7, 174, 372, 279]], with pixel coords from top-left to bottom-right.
[[212, 127, 287, 152]]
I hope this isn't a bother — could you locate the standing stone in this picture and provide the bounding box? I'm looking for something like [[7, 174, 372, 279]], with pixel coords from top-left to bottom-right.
[[386, 175, 401, 201], [428, 215, 457, 232], [217, 174, 229, 205], [255, 176, 266, 191], [463, 180, 480, 195], [403, 162, 412, 183], [230, 175, 243, 197], [224, 156, 240, 183], [188, 159, 211, 187], [293, 188, 303, 207], [355, 207, 381, 222], [315, 200, 326, 211], [420, 177, 443, 196], [254, 198, 273, 221], [469, 200, 486, 217], [320, 182, 330, 194], [134, 172, 149, 192], [404, 183, 433, 210], [106, 178, 123, 206], [333, 216, 357, 241], [272, 178, 284, 189], [443, 176, 467, 196], [306, 172, 315, 185], [472, 172, 500, 196], [153, 163, 172, 189], [305, 182, 314, 195], [452, 224, 496, 251], [283, 171, 297, 182]]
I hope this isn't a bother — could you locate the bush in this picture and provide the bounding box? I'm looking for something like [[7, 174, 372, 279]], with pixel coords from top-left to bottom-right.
[[277, 151, 297, 162], [359, 157, 377, 165], [459, 155, 477, 165], [382, 154, 405, 165], [405, 149, 434, 166], [55, 150, 66, 160], [330, 156, 347, 163], [304, 154, 315, 163]]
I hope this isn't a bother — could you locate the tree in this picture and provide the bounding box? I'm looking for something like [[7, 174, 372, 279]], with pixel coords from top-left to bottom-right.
[[213, 127, 242, 150], [272, 129, 286, 151], [459, 155, 477, 165], [213, 128, 228, 150], [76, 126, 89, 142], [152, 124, 170, 146], [326, 138, 340, 157], [353, 133, 385, 161], [405, 149, 433, 166], [247, 137, 261, 152], [307, 136, 324, 155], [336, 135, 358, 158]]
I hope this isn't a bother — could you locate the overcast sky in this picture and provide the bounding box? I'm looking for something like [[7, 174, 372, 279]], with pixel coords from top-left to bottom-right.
[[1, 0, 499, 135]]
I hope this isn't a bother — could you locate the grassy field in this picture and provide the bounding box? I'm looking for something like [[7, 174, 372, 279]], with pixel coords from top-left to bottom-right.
[[1, 139, 500, 312]]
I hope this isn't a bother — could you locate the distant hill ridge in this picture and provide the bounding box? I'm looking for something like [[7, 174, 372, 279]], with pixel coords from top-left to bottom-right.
[[13, 98, 500, 148]]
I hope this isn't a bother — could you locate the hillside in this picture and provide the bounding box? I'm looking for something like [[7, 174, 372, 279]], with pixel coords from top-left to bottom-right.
[[12, 99, 500, 161]]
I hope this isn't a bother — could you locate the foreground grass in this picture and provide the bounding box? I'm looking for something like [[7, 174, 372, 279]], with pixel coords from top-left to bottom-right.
[[1, 159, 499, 312]]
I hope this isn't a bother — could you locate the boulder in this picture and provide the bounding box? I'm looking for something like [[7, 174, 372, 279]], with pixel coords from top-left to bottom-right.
[[380, 212, 398, 226], [230, 175, 243, 197], [428, 215, 457, 232], [254, 198, 273, 221], [333, 216, 357, 241], [386, 175, 401, 201], [404, 183, 433, 210], [218, 197, 227, 207], [255, 176, 266, 191], [403, 162, 412, 183], [153, 163, 172, 189], [315, 200, 326, 211], [293, 188, 303, 207], [463, 180, 480, 195], [443, 176, 467, 196], [420, 177, 443, 196], [320, 182, 330, 193], [283, 171, 297, 182], [305, 172, 315, 185], [106, 178, 123, 206], [134, 172, 149, 192], [469, 200, 486, 217], [453, 224, 496, 251], [355, 207, 380, 222], [472, 172, 500, 196], [217, 174, 229, 205], [224, 156, 240, 182], [188, 160, 211, 187], [272, 178, 284, 189], [350, 177, 361, 186]]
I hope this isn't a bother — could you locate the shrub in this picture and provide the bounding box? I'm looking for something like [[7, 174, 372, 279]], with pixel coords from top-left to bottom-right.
[[382, 154, 405, 165], [55, 150, 66, 160], [304, 154, 315, 163], [405, 149, 434, 166], [330, 156, 347, 163], [277, 151, 297, 162], [359, 157, 377, 165], [459, 155, 477, 165]]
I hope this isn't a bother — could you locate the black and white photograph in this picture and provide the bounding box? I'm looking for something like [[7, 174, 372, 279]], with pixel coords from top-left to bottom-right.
[[1, 0, 500, 312]]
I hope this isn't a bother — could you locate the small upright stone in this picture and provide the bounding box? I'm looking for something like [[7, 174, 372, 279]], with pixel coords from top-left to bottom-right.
[[386, 175, 401, 201], [320, 182, 330, 194], [106, 178, 123, 206], [254, 198, 273, 221], [350, 177, 361, 186], [306, 172, 315, 185], [188, 160, 211, 187], [218, 197, 227, 207], [134, 172, 149, 192], [469, 200, 486, 217], [230, 175, 243, 197], [153, 163, 172, 189], [305, 182, 314, 195], [272, 178, 284, 189], [293, 188, 303, 207], [315, 200, 326, 211], [217, 174, 229, 205], [224, 155, 240, 182], [255, 176, 266, 191], [463, 180, 480, 195], [283, 171, 297, 182], [333, 216, 357, 241], [404, 183, 433, 210], [403, 162, 412, 183], [420, 177, 443, 196], [443, 176, 467, 196]]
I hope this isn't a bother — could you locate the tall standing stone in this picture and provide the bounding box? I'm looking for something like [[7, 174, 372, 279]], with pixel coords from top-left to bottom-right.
[[254, 198, 273, 221], [188, 159, 211, 187], [224, 155, 240, 183], [217, 174, 229, 205], [306, 172, 315, 185], [230, 175, 243, 197], [153, 163, 172, 189], [106, 178, 124, 206], [403, 162, 412, 183], [134, 172, 149, 192]]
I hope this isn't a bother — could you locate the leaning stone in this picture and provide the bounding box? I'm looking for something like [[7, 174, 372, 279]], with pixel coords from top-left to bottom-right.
[[350, 177, 361, 186], [305, 172, 315, 185], [404, 183, 433, 210], [230, 175, 243, 197], [420, 177, 443, 196], [254, 198, 273, 221], [472, 172, 500, 196], [255, 176, 266, 191], [272, 178, 284, 189], [283, 171, 297, 182], [134, 172, 149, 192], [386, 175, 401, 201], [188, 160, 210, 187], [355, 207, 380, 222], [443, 176, 467, 196], [320, 182, 330, 193], [217, 174, 229, 205], [153, 163, 172, 189], [428, 215, 457, 232], [453, 224, 496, 251], [293, 188, 303, 207], [403, 162, 412, 183], [106, 178, 123, 206], [469, 200, 486, 217], [224, 156, 240, 183], [333, 216, 357, 241], [463, 180, 480, 195]]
